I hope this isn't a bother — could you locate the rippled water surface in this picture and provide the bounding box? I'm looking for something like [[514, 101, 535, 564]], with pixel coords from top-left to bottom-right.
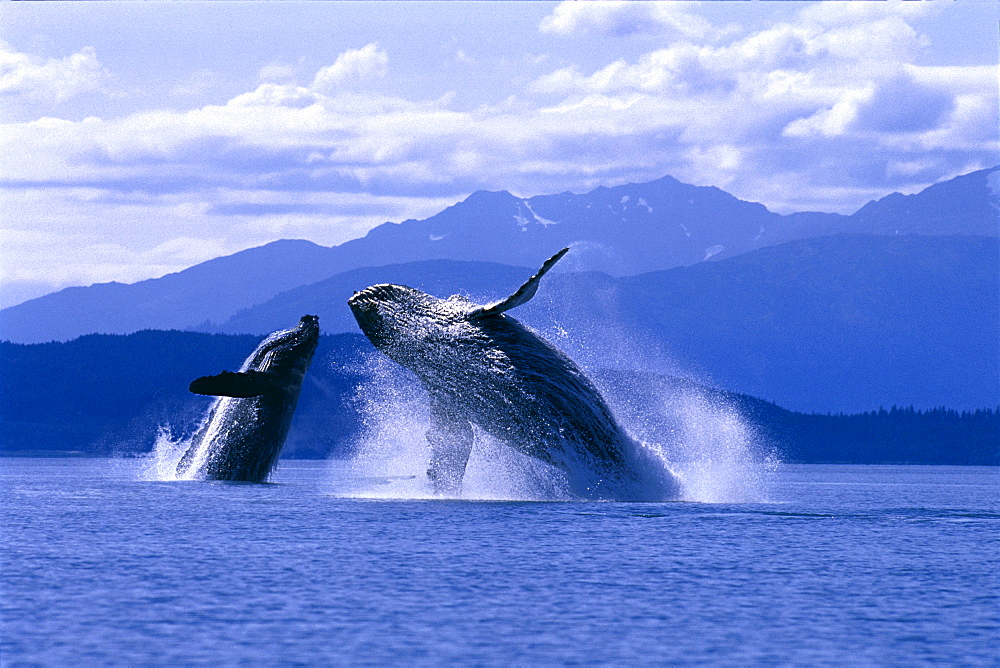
[[2, 459, 997, 664]]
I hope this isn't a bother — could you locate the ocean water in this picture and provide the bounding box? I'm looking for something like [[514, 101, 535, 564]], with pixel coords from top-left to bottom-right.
[[2, 458, 997, 665]]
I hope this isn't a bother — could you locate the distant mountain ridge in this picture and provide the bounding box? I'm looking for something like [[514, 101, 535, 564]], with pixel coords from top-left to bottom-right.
[[848, 167, 1000, 236], [0, 239, 334, 344], [615, 234, 999, 412], [1, 166, 995, 344], [208, 260, 537, 337], [196, 234, 998, 413]]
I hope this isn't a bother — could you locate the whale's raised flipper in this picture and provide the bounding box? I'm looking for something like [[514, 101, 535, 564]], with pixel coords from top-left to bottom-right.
[[426, 399, 474, 495], [470, 247, 569, 319], [189, 370, 284, 397]]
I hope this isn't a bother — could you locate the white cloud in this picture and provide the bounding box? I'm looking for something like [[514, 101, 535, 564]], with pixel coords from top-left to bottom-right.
[[798, 0, 939, 27], [258, 63, 296, 83], [227, 83, 321, 109], [539, 1, 711, 39], [527, 2, 998, 205], [782, 86, 874, 138], [0, 4, 996, 300], [2, 23, 995, 211], [311, 43, 388, 92], [813, 16, 925, 65], [0, 42, 109, 107], [170, 69, 220, 98]]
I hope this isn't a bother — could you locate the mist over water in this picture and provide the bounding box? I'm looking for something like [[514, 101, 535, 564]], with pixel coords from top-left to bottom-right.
[[537, 296, 775, 503]]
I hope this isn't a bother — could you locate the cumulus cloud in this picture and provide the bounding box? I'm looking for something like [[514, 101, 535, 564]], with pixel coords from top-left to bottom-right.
[[0, 42, 109, 107], [2, 16, 996, 212], [311, 43, 388, 92], [258, 63, 296, 83], [0, 4, 997, 300], [228, 83, 321, 109], [539, 1, 711, 38], [528, 1, 998, 207], [798, 0, 939, 27]]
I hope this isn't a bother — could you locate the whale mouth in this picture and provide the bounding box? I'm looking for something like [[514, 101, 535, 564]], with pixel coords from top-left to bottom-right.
[[349, 285, 409, 348]]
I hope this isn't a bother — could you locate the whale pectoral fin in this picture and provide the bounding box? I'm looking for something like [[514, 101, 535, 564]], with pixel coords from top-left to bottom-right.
[[188, 370, 283, 397], [426, 402, 474, 496], [469, 247, 569, 319]]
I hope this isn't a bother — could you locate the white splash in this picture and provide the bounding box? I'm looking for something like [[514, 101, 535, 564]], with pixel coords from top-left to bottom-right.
[[135, 414, 219, 482], [330, 353, 571, 501], [636, 387, 776, 504], [334, 245, 776, 504], [133, 424, 192, 481]]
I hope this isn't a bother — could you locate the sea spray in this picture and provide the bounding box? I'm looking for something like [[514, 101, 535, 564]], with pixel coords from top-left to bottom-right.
[[333, 352, 573, 501], [137, 421, 205, 482], [526, 268, 777, 503], [334, 353, 434, 498], [537, 309, 776, 502], [536, 336, 775, 502], [340, 243, 776, 502], [627, 384, 777, 503], [337, 312, 775, 501]]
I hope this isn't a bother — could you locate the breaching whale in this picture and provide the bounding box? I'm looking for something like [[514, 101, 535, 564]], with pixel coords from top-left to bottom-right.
[[348, 250, 678, 500], [176, 315, 320, 482]]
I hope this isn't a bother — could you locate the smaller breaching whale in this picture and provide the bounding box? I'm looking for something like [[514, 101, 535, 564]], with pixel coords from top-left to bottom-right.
[[176, 315, 320, 482], [348, 250, 678, 500]]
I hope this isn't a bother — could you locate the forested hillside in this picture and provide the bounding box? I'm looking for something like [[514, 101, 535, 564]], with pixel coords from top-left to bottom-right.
[[2, 332, 995, 464]]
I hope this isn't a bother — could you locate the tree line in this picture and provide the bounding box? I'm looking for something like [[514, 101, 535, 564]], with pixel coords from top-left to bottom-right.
[[1, 331, 996, 465]]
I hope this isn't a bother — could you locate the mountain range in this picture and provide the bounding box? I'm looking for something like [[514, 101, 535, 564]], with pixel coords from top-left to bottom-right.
[[0, 167, 996, 414], [1, 166, 995, 344], [189, 234, 996, 413]]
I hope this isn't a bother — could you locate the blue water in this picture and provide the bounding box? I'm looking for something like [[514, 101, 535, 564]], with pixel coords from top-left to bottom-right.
[[2, 458, 997, 665]]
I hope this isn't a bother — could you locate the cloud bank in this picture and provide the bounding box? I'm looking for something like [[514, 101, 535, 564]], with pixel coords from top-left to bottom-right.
[[0, 2, 997, 305]]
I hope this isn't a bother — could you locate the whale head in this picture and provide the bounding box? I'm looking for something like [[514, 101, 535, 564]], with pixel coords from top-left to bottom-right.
[[244, 314, 321, 376], [348, 284, 478, 367]]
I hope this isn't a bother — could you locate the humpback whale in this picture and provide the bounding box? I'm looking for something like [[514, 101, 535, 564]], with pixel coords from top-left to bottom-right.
[[176, 315, 320, 482], [348, 250, 678, 500]]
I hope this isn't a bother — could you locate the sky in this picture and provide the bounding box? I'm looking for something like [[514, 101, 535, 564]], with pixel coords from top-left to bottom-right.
[[1, 1, 997, 309]]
